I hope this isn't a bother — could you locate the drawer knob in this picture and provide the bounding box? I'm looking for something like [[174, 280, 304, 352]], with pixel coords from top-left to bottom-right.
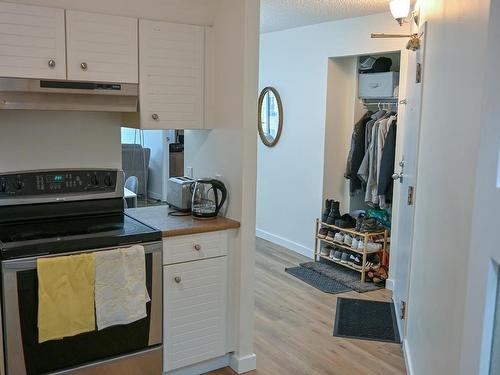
[[80, 62, 88, 71], [48, 59, 56, 68], [152, 113, 159, 121], [194, 244, 201, 251], [174, 276, 182, 283]]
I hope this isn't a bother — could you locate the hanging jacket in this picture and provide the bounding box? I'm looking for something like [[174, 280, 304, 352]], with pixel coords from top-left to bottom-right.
[[345, 111, 372, 195], [378, 121, 397, 203]]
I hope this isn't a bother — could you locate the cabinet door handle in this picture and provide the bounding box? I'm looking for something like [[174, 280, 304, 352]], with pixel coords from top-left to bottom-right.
[[80, 62, 88, 71], [152, 113, 159, 121], [194, 244, 201, 251], [174, 276, 182, 283], [48, 59, 56, 69]]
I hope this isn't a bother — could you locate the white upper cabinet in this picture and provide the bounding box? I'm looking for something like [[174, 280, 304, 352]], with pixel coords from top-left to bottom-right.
[[0, 2, 66, 80], [66, 10, 138, 83], [139, 20, 205, 129]]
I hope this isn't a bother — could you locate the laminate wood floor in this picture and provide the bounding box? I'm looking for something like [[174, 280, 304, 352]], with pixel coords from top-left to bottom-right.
[[205, 238, 406, 375]]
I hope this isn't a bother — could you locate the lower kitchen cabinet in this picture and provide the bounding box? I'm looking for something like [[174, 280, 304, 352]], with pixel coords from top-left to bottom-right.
[[163, 256, 228, 372]]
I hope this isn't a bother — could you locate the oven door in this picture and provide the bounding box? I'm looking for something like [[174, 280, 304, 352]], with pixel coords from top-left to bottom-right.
[[1, 241, 162, 375]]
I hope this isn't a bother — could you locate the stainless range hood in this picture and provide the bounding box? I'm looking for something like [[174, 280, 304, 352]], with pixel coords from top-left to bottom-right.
[[0, 78, 138, 112]]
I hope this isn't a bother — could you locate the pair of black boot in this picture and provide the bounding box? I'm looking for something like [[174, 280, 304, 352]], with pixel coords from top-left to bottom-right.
[[322, 199, 341, 225]]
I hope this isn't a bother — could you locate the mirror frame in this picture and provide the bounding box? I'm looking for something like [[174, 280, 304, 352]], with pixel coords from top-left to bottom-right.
[[258, 87, 283, 147]]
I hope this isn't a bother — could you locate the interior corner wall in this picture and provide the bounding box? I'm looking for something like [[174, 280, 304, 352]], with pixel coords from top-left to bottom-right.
[[257, 12, 408, 257], [402, 1, 492, 374]]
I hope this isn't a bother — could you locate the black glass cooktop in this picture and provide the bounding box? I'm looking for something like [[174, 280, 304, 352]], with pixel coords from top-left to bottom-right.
[[0, 213, 161, 260]]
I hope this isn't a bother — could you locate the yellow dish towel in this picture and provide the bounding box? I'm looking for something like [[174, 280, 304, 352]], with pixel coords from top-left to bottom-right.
[[37, 253, 96, 343]]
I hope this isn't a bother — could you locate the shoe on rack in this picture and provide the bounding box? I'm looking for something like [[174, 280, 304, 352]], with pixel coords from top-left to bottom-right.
[[352, 255, 363, 270], [320, 246, 331, 257], [357, 239, 365, 251], [351, 237, 359, 250], [344, 234, 353, 246], [360, 218, 384, 233], [366, 241, 382, 252], [322, 199, 333, 223], [348, 254, 356, 266], [355, 213, 366, 231], [326, 201, 341, 225], [340, 251, 350, 264], [335, 214, 357, 229], [318, 227, 328, 239], [332, 249, 342, 262], [326, 230, 336, 242], [333, 232, 344, 243]]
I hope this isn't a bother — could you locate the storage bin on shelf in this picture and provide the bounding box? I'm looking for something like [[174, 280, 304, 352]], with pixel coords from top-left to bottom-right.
[[313, 218, 389, 283]]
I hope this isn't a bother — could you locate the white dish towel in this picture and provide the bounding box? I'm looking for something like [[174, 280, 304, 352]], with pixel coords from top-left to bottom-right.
[[94, 245, 150, 330]]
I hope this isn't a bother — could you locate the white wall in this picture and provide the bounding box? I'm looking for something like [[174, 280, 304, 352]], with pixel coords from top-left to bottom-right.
[[402, 1, 492, 374], [0, 111, 121, 171], [257, 13, 408, 257]]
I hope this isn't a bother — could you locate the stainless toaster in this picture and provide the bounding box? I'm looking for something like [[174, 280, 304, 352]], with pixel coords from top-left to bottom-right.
[[166, 177, 194, 212]]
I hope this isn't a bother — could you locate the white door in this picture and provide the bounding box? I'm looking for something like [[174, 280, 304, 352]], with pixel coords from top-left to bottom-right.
[[66, 10, 138, 83], [139, 20, 205, 129], [0, 2, 66, 80], [392, 22, 427, 338]]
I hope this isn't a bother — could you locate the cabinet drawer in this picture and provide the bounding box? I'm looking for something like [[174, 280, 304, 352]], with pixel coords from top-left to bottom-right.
[[163, 257, 227, 372], [359, 72, 399, 99], [163, 231, 228, 265]]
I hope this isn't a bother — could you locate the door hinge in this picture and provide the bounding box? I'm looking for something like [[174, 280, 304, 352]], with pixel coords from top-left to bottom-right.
[[400, 301, 407, 320], [407, 186, 415, 206]]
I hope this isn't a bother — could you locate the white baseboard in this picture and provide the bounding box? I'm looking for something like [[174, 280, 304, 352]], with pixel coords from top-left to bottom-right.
[[386, 278, 395, 291], [256, 229, 314, 258], [165, 354, 230, 375], [230, 353, 257, 374], [403, 339, 414, 375], [147, 190, 162, 201]]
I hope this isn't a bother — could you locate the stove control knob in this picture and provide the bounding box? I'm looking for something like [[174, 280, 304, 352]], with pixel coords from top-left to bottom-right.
[[91, 174, 99, 186], [16, 178, 22, 190], [104, 175, 113, 187]]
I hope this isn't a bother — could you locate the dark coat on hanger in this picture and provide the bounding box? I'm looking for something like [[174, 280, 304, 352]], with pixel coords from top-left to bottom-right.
[[378, 121, 397, 200], [345, 111, 372, 195]]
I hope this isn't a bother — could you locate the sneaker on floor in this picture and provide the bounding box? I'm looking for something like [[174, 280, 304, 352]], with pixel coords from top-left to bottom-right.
[[318, 227, 328, 239], [326, 230, 336, 242], [340, 251, 350, 264], [332, 249, 342, 262], [344, 234, 353, 246], [333, 232, 344, 243]]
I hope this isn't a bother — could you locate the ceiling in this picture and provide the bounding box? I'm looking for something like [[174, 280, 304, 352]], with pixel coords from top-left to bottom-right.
[[261, 0, 390, 33]]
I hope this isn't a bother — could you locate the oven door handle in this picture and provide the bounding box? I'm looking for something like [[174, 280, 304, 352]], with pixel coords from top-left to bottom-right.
[[2, 244, 162, 271]]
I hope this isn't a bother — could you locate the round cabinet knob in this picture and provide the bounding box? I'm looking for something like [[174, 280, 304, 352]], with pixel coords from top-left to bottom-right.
[[194, 244, 201, 251], [151, 113, 159, 121], [48, 59, 56, 68], [91, 174, 99, 185], [174, 276, 182, 284], [80, 62, 88, 71]]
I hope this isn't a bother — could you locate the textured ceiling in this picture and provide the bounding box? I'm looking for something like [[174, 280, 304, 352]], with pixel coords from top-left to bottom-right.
[[261, 0, 391, 33]]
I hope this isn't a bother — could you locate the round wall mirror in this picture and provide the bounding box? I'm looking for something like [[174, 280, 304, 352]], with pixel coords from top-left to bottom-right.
[[258, 87, 283, 147]]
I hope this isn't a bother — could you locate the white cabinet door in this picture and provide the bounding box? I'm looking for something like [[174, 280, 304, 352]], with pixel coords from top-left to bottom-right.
[[139, 20, 205, 129], [163, 257, 227, 372], [0, 2, 66, 79], [66, 10, 138, 83]]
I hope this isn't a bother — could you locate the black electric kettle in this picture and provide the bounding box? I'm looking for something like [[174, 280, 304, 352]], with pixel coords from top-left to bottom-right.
[[191, 179, 227, 219]]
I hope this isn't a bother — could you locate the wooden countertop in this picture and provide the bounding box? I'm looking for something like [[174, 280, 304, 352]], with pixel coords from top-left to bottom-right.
[[126, 205, 240, 237]]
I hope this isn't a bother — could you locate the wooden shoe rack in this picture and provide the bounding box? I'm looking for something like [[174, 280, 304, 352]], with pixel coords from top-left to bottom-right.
[[314, 219, 389, 283]]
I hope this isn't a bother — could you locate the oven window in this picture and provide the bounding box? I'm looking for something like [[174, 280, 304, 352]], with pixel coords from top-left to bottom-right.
[[16, 254, 153, 375]]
